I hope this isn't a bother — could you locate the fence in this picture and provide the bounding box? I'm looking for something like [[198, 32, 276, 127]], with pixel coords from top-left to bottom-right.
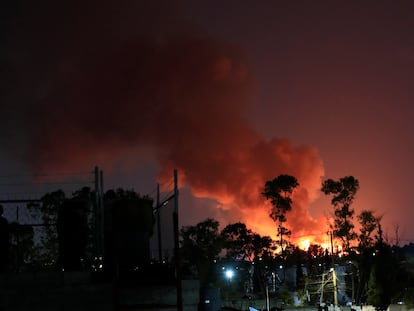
[[0, 168, 179, 275], [2, 200, 99, 272], [0, 170, 99, 273]]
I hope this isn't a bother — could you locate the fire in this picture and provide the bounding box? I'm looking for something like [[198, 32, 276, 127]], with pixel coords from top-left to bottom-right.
[[299, 239, 310, 250], [243, 211, 331, 252]]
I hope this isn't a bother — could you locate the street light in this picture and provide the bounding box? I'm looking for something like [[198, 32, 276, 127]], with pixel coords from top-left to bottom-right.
[[223, 268, 235, 302], [225, 268, 234, 281]]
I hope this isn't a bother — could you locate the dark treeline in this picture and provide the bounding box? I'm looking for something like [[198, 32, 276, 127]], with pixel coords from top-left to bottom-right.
[[180, 216, 414, 309], [177, 175, 414, 309], [0, 175, 413, 309]]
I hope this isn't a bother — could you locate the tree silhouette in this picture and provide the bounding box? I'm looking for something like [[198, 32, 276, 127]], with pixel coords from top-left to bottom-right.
[[56, 194, 90, 271], [322, 176, 359, 254], [357, 210, 382, 252], [180, 218, 223, 285], [221, 222, 254, 261], [26, 190, 66, 268], [262, 174, 299, 253], [366, 243, 397, 309], [221, 222, 276, 297], [105, 188, 154, 275], [8, 223, 35, 272]]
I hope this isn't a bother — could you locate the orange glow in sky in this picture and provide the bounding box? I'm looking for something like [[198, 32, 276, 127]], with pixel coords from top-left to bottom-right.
[[3, 1, 414, 249], [299, 239, 310, 251]]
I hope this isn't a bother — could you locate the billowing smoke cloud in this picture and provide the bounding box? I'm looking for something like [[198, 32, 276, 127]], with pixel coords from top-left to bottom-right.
[[1, 2, 325, 242]]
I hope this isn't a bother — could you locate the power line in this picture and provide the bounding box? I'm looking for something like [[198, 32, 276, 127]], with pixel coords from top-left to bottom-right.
[[0, 180, 93, 187], [0, 171, 92, 179]]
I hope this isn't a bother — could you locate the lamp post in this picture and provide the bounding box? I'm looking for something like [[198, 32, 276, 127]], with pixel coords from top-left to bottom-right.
[[224, 268, 234, 302], [347, 261, 360, 304], [172, 169, 182, 311], [225, 268, 234, 282], [331, 267, 338, 309]]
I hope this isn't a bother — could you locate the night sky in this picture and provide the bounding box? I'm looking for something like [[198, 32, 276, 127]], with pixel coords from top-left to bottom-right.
[[2, 1, 414, 247]]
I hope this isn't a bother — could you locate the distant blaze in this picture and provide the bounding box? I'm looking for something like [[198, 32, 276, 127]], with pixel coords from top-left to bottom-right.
[[3, 9, 327, 245], [299, 239, 310, 251]]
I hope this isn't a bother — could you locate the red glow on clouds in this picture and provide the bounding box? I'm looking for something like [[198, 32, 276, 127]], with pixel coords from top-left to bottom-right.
[[1, 4, 328, 246], [161, 137, 327, 244]]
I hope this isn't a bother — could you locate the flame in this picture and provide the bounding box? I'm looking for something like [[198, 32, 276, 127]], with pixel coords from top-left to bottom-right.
[[299, 239, 310, 250], [4, 6, 327, 244], [320, 243, 330, 251]]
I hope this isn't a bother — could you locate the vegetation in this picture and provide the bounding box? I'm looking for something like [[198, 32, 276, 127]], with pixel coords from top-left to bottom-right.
[[3, 178, 414, 310], [178, 174, 414, 309], [11, 187, 152, 272], [322, 176, 359, 254], [179, 217, 281, 301], [178, 217, 414, 308], [262, 174, 299, 254], [180, 218, 223, 285]]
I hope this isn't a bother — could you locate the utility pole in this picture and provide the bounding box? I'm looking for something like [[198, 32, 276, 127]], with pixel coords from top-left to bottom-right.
[[319, 272, 325, 305], [173, 169, 183, 311], [351, 269, 354, 303], [332, 268, 338, 309], [330, 230, 334, 260], [265, 285, 270, 311], [94, 166, 104, 265], [156, 183, 163, 262], [329, 230, 338, 309]]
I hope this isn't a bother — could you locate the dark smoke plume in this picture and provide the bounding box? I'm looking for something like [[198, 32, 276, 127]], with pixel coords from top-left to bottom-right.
[[1, 1, 325, 240]]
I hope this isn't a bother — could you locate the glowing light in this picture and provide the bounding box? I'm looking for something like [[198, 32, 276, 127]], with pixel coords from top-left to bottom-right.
[[320, 243, 330, 250], [225, 269, 234, 280], [299, 239, 310, 250]]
